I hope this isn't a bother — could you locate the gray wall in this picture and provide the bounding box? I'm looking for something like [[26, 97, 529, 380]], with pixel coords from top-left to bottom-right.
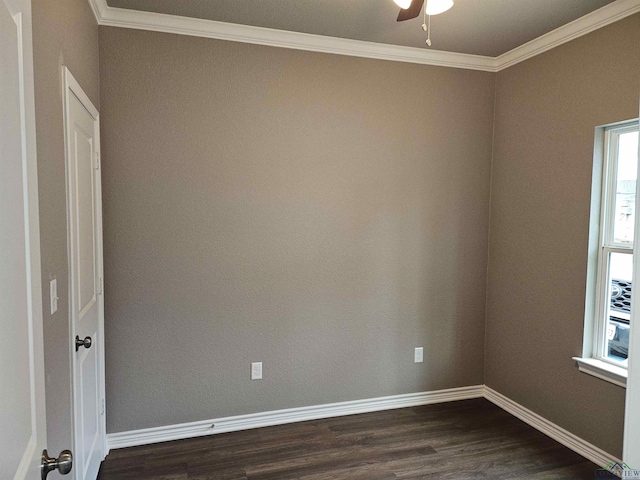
[[485, 14, 640, 458], [31, 0, 100, 461], [98, 27, 496, 433]]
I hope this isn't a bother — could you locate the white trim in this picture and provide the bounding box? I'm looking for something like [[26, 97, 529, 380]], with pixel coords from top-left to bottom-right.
[[5, 0, 48, 477], [93, 1, 494, 71], [107, 385, 484, 449], [88, 0, 640, 72], [483, 386, 622, 472], [107, 385, 623, 475], [86, 0, 106, 24], [574, 357, 628, 388], [13, 437, 36, 480], [591, 122, 638, 364], [623, 117, 640, 466], [63, 68, 99, 119], [494, 0, 640, 70]]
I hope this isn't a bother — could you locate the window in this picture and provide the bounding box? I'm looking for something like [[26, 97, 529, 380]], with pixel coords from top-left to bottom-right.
[[577, 121, 639, 386]]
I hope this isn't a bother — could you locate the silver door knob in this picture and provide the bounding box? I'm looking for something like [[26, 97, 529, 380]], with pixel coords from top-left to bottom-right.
[[41, 449, 73, 479], [75, 335, 92, 351]]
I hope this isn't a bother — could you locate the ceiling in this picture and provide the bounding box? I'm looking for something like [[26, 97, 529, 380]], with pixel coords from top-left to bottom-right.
[[105, 0, 617, 57]]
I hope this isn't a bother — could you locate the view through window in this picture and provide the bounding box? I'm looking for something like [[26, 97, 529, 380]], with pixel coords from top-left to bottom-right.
[[600, 124, 638, 365]]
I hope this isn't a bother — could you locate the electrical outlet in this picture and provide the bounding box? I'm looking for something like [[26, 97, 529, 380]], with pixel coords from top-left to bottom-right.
[[414, 347, 424, 363], [251, 362, 262, 380]]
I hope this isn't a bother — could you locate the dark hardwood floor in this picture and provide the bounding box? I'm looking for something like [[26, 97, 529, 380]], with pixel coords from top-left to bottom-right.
[[98, 399, 601, 479]]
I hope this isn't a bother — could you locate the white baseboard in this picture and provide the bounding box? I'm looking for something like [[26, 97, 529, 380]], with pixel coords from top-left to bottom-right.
[[107, 384, 622, 477], [107, 385, 484, 450], [483, 386, 622, 472]]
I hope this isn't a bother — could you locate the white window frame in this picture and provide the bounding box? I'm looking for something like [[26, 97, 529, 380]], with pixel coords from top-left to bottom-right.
[[575, 120, 639, 387]]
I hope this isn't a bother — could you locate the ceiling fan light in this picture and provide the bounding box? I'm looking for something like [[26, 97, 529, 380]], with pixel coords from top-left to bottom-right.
[[393, 0, 413, 10], [425, 0, 453, 15]]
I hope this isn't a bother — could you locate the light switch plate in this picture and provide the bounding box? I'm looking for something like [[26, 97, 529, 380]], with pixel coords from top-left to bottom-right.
[[50, 279, 58, 315], [414, 347, 424, 363]]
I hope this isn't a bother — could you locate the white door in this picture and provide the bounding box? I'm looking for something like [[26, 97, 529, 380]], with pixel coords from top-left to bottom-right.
[[63, 68, 106, 480], [0, 0, 48, 479]]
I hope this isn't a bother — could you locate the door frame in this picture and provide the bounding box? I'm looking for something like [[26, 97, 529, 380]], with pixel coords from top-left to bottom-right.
[[62, 66, 108, 469], [2, 0, 47, 476], [624, 116, 640, 467]]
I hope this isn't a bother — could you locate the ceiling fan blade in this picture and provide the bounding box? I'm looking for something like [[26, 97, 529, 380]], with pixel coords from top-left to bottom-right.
[[397, 0, 425, 21]]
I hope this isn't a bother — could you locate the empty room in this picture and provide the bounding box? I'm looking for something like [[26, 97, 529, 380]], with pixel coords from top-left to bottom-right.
[[2, 0, 640, 479]]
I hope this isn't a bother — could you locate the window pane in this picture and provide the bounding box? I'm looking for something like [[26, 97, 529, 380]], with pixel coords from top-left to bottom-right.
[[612, 130, 639, 244], [606, 252, 632, 362]]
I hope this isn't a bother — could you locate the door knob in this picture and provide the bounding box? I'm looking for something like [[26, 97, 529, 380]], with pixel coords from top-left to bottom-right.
[[41, 449, 73, 479], [75, 335, 92, 351]]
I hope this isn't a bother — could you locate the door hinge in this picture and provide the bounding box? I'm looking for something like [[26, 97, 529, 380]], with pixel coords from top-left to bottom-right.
[[101, 398, 105, 416], [95, 152, 100, 170], [98, 276, 103, 295]]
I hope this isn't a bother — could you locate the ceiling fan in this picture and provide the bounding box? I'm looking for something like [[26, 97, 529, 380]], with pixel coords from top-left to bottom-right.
[[393, 0, 453, 46], [394, 0, 453, 21]]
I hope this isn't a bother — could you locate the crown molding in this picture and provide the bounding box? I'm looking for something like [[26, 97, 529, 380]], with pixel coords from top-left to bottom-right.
[[88, 0, 109, 25], [88, 0, 495, 71], [494, 0, 640, 70], [88, 0, 640, 72]]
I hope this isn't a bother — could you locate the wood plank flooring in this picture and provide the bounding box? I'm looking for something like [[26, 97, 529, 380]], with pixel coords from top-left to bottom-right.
[[98, 399, 601, 479]]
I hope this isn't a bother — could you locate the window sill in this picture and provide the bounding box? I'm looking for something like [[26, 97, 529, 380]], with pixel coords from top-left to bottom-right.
[[573, 357, 627, 388]]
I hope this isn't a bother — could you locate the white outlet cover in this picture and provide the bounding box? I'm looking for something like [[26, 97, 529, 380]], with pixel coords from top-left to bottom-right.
[[251, 362, 262, 380], [414, 347, 424, 363]]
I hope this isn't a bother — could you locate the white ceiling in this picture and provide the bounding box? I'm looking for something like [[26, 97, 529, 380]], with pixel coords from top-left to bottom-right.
[[105, 0, 617, 57]]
